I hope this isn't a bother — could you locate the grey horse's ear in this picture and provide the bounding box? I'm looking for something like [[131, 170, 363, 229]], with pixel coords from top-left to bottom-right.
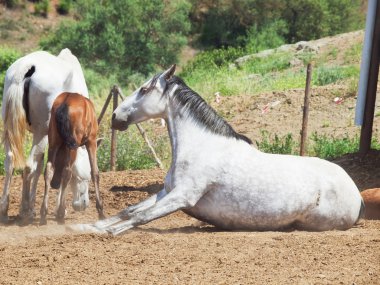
[[163, 64, 176, 80]]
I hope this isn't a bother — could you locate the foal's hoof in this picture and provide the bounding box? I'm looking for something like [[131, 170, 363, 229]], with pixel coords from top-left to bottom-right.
[[39, 218, 47, 226], [50, 181, 61, 190]]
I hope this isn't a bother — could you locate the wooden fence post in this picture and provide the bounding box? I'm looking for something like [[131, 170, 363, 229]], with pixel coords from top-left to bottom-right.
[[97, 90, 113, 125], [110, 86, 118, 171], [300, 63, 313, 156]]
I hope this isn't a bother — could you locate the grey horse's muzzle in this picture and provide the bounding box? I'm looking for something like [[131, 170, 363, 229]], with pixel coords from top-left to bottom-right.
[[111, 113, 130, 131], [71, 181, 90, 211]]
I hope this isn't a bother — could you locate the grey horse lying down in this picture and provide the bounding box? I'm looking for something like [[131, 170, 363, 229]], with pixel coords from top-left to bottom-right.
[[70, 65, 364, 235]]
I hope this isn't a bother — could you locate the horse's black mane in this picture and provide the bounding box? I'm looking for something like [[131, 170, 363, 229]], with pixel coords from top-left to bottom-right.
[[165, 75, 252, 144]]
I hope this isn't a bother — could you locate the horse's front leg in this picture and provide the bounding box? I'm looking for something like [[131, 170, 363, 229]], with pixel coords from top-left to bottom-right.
[[106, 189, 199, 235], [0, 142, 14, 223], [86, 141, 105, 219], [93, 189, 167, 230]]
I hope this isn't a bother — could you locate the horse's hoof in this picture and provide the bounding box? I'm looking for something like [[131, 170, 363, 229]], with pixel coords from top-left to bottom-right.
[[18, 215, 34, 226], [0, 215, 9, 224], [56, 217, 65, 225], [39, 219, 47, 226], [98, 213, 106, 220], [18, 209, 35, 225]]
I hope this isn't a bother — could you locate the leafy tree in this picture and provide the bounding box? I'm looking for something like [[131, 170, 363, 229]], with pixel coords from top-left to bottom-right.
[[321, 0, 365, 36], [40, 0, 191, 79], [281, 0, 325, 43], [244, 20, 287, 53], [282, 0, 364, 43], [189, 0, 364, 48], [193, 0, 285, 48]]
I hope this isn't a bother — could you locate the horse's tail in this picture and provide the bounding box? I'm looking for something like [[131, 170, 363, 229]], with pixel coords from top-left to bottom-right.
[[2, 63, 35, 168], [55, 102, 78, 149]]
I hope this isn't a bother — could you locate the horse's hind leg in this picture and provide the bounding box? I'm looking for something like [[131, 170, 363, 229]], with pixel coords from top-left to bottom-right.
[[30, 135, 48, 217], [40, 147, 58, 225], [0, 142, 14, 223], [19, 134, 47, 224], [86, 140, 105, 219]]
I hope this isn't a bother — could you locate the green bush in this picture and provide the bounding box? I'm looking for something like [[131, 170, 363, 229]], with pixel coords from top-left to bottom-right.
[[255, 131, 297, 155], [193, 0, 285, 48], [83, 68, 119, 99], [243, 52, 292, 75], [97, 125, 169, 171], [34, 0, 50, 17], [181, 46, 245, 77], [40, 0, 191, 80], [310, 133, 359, 159], [181, 16, 293, 86], [313, 65, 359, 86], [344, 43, 363, 64], [254, 131, 366, 159], [244, 20, 287, 54], [190, 0, 363, 48], [0, 47, 20, 72], [0, 47, 21, 101]]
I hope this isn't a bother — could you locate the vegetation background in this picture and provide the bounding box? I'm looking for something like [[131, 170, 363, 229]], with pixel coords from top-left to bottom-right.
[[0, 0, 370, 173]]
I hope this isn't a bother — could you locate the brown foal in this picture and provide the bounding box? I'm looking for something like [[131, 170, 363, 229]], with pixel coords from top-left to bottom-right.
[[40, 92, 104, 224]]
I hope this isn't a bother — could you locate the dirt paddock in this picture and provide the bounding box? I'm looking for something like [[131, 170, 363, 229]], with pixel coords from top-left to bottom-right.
[[0, 161, 379, 285]]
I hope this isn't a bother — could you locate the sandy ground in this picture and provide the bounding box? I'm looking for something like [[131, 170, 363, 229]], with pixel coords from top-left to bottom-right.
[[0, 168, 379, 285]]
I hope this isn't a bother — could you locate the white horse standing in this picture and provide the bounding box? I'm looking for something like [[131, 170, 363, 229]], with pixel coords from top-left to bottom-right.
[[1, 49, 95, 224], [74, 65, 364, 235]]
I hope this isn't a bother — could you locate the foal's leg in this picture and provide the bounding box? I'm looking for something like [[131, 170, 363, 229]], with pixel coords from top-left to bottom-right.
[[86, 140, 105, 219], [94, 189, 167, 230], [56, 150, 75, 224], [0, 142, 14, 223]]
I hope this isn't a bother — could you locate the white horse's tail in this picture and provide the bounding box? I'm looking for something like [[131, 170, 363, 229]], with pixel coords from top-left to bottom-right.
[[2, 63, 35, 168]]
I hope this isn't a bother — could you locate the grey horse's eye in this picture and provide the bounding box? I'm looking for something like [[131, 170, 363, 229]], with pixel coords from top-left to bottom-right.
[[140, 87, 148, 94]]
